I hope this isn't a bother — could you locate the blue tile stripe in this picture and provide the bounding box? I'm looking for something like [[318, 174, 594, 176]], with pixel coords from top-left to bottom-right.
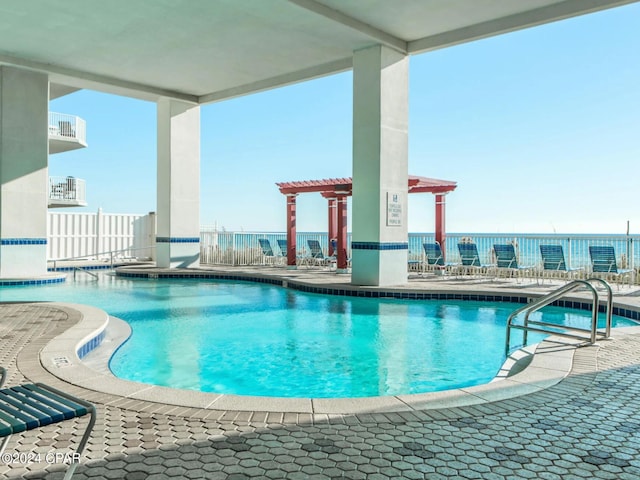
[[156, 237, 200, 243], [49, 264, 123, 272], [1, 238, 47, 245], [118, 271, 282, 286], [114, 270, 640, 323], [351, 242, 408, 251], [77, 329, 106, 359], [0, 277, 65, 286]]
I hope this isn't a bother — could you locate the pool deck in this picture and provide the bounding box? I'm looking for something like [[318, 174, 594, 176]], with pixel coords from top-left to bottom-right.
[[3, 266, 640, 478]]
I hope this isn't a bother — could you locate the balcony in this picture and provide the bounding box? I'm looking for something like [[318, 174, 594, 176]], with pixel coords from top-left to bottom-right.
[[49, 112, 87, 154], [48, 176, 87, 208]]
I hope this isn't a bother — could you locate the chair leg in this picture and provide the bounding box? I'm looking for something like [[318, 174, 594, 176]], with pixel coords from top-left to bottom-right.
[[62, 407, 97, 480], [0, 435, 11, 456]]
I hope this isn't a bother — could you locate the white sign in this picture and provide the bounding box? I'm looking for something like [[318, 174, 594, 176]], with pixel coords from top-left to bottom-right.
[[386, 192, 402, 226]]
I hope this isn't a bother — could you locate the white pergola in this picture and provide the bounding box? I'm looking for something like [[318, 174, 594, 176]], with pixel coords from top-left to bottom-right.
[[1, 0, 636, 284]]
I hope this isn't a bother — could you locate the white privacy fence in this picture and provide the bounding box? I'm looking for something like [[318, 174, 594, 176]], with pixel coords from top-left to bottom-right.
[[47, 210, 156, 261]]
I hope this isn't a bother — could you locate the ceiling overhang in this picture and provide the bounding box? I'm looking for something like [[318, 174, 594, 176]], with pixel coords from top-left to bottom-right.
[[0, 0, 636, 104]]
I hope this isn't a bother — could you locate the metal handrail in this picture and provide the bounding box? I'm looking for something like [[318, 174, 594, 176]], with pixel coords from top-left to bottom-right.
[[49, 246, 156, 271], [73, 267, 99, 281], [505, 278, 613, 354]]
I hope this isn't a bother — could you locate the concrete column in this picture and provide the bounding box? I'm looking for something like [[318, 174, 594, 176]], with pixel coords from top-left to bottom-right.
[[435, 194, 446, 262], [286, 194, 297, 269], [156, 98, 200, 268], [351, 45, 409, 286], [0, 66, 49, 278]]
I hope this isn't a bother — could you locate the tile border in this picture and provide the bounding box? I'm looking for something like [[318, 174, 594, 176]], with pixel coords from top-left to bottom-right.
[[0, 237, 47, 245], [0, 274, 66, 286]]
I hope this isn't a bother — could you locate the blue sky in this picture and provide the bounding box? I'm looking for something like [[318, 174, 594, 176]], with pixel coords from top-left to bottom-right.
[[49, 3, 640, 235]]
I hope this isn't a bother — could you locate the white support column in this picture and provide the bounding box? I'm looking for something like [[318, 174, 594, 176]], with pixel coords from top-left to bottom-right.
[[351, 45, 409, 286], [0, 66, 49, 278], [156, 99, 201, 268]]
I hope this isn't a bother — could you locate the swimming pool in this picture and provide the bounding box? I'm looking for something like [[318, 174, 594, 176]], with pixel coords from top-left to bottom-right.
[[0, 273, 634, 398]]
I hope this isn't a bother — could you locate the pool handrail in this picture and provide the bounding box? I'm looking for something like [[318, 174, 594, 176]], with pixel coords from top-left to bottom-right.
[[49, 245, 156, 271], [505, 278, 612, 354]]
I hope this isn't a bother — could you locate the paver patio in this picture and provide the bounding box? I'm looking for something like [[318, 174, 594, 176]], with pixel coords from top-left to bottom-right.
[[2, 268, 640, 479]]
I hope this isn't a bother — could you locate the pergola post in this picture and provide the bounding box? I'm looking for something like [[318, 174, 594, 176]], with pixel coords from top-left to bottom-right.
[[336, 195, 348, 272], [286, 194, 297, 269], [435, 193, 446, 262], [327, 197, 337, 256]]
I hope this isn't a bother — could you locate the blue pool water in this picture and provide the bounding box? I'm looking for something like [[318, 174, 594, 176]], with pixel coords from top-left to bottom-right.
[[0, 273, 635, 398]]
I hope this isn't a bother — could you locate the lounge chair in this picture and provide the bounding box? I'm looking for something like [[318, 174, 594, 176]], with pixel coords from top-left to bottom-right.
[[457, 242, 494, 277], [274, 239, 287, 264], [307, 239, 336, 267], [493, 244, 535, 280], [329, 238, 351, 270], [0, 367, 96, 480], [258, 238, 278, 265], [422, 242, 456, 275], [277, 239, 288, 257], [588, 245, 634, 286], [539, 244, 582, 281], [276, 239, 306, 267]]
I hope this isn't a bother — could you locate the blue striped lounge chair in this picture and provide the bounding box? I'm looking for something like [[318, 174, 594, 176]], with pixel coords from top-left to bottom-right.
[[258, 238, 278, 265], [0, 367, 96, 480], [588, 245, 634, 286], [493, 244, 535, 280], [307, 239, 336, 267], [277, 239, 288, 257], [539, 244, 582, 281], [277, 239, 306, 267], [457, 242, 494, 277], [422, 242, 457, 275]]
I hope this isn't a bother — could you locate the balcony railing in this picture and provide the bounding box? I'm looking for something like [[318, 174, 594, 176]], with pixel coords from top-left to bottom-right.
[[48, 176, 87, 208], [49, 112, 87, 153]]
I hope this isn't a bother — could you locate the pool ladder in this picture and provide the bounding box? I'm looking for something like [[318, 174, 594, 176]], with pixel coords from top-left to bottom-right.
[[73, 266, 99, 280], [505, 278, 612, 355]]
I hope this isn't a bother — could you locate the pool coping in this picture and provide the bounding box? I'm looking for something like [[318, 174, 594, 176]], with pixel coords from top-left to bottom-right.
[[37, 287, 640, 415]]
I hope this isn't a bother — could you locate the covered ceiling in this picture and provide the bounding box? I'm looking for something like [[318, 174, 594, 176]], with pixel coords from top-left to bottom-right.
[[0, 0, 636, 103]]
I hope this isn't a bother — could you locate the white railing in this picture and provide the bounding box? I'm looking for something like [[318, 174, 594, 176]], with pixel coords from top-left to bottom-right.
[[48, 176, 86, 205], [199, 230, 640, 275], [199, 228, 348, 266], [433, 233, 638, 271], [48, 112, 87, 145], [43, 211, 640, 281]]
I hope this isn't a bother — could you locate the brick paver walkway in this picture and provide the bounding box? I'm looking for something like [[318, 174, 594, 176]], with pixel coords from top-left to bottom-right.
[[2, 293, 640, 479]]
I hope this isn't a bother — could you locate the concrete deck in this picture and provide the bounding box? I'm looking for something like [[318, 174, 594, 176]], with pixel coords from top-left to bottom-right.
[[2, 267, 640, 479]]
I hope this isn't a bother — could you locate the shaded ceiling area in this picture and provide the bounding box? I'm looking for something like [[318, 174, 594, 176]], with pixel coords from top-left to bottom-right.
[[1, 0, 636, 103]]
